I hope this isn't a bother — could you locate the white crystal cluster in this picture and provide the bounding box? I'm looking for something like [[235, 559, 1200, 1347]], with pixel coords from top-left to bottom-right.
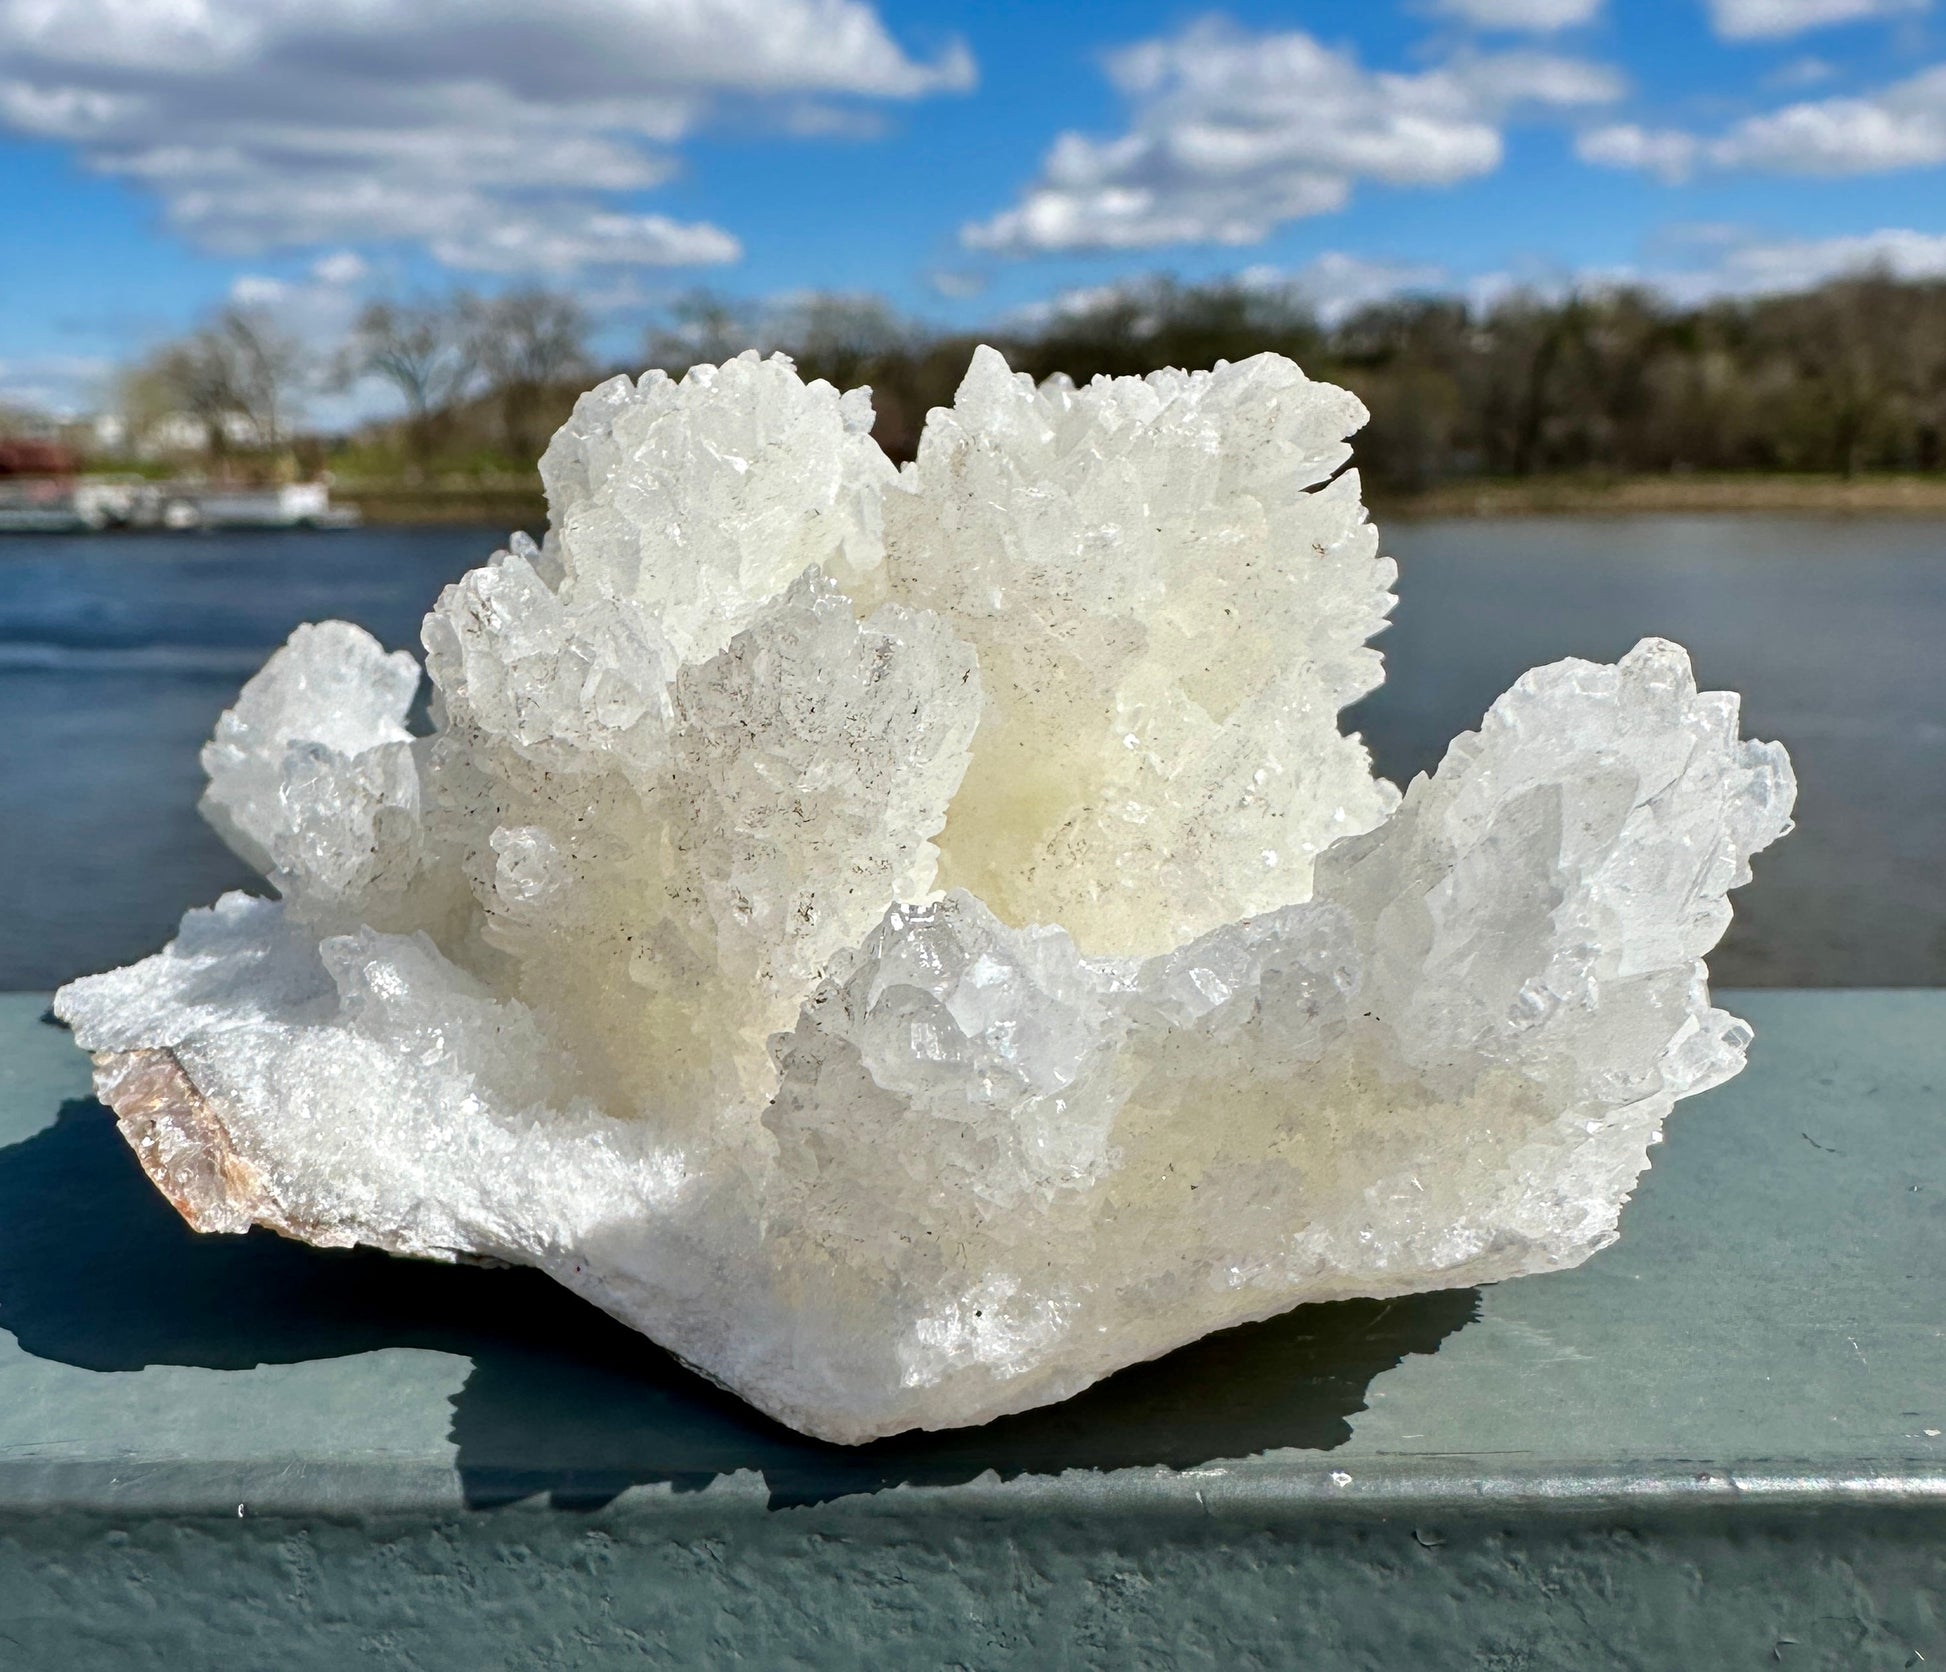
[[56, 347, 1794, 1443]]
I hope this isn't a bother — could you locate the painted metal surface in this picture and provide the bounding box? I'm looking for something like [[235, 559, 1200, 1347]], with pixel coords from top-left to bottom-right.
[[0, 990, 1941, 1668]]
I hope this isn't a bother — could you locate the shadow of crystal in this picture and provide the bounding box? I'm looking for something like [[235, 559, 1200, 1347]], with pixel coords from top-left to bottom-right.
[[0, 1095, 1478, 1511]]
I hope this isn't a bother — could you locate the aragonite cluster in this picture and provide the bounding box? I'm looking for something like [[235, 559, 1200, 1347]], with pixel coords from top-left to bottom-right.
[[56, 348, 1795, 1443]]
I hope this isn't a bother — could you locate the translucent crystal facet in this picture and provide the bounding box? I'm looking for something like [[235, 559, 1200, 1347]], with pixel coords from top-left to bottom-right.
[[55, 349, 1794, 1443]]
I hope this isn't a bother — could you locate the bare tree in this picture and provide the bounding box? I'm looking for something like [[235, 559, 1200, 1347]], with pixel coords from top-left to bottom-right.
[[140, 340, 237, 463], [313, 267, 1946, 487], [210, 305, 305, 452], [133, 306, 305, 465], [340, 297, 476, 476], [645, 290, 763, 373], [646, 290, 911, 385], [464, 289, 591, 462], [148, 341, 235, 460], [771, 292, 910, 377]]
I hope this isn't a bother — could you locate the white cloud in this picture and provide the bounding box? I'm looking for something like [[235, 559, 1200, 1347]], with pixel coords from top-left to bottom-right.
[[1713, 66, 1946, 170], [963, 20, 1620, 254], [0, 0, 971, 275], [1008, 253, 1447, 334], [978, 30, 1619, 253], [1658, 226, 1946, 298], [310, 250, 371, 288], [211, 249, 429, 430], [224, 251, 372, 358], [1433, 0, 1605, 31], [1465, 225, 1946, 307], [1580, 64, 1946, 179], [1768, 55, 1838, 88], [1706, 0, 1927, 40], [927, 270, 989, 300], [1576, 122, 1701, 180], [1256, 252, 1451, 323], [431, 213, 742, 274], [225, 275, 289, 308], [0, 352, 114, 418], [1001, 281, 1146, 332], [0, 0, 972, 95]]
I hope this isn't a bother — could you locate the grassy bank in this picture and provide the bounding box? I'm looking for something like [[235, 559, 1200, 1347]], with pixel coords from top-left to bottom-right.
[[339, 471, 1946, 529], [338, 477, 546, 531]]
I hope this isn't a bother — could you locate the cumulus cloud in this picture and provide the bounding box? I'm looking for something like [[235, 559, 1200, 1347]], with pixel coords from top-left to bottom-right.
[[1576, 122, 1702, 180], [1713, 66, 1946, 171], [0, 0, 971, 275], [1462, 225, 1946, 307], [963, 20, 1621, 254], [1580, 64, 1946, 179], [1706, 0, 1927, 40], [224, 251, 378, 336], [1658, 226, 1946, 298], [1432, 0, 1605, 30], [1260, 251, 1451, 322]]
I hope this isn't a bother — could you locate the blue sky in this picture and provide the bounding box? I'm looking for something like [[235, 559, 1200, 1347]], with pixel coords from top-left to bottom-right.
[[4, 0, 1946, 416]]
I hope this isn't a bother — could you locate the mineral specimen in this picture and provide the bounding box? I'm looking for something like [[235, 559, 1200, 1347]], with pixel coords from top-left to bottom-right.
[[55, 347, 1795, 1444]]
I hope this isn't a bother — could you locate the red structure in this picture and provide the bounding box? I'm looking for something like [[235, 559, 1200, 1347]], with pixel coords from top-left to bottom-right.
[[0, 437, 77, 477]]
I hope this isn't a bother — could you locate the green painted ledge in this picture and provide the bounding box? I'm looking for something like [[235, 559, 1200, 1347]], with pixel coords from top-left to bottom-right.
[[0, 990, 1941, 1669]]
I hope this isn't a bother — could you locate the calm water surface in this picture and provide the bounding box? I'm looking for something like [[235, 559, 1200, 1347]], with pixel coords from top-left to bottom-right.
[[2, 516, 1940, 990]]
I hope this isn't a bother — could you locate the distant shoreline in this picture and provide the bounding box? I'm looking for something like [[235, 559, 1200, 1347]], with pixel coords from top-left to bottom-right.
[[1374, 472, 1946, 520], [336, 480, 546, 531], [332, 472, 1946, 529]]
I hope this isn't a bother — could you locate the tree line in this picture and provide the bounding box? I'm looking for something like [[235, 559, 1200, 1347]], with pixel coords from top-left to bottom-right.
[[111, 269, 1946, 488]]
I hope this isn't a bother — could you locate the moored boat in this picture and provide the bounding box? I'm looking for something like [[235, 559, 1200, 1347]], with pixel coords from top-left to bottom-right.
[[0, 477, 360, 533]]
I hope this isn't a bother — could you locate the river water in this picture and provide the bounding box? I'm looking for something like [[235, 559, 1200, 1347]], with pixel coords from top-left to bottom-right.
[[3, 516, 1940, 991]]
